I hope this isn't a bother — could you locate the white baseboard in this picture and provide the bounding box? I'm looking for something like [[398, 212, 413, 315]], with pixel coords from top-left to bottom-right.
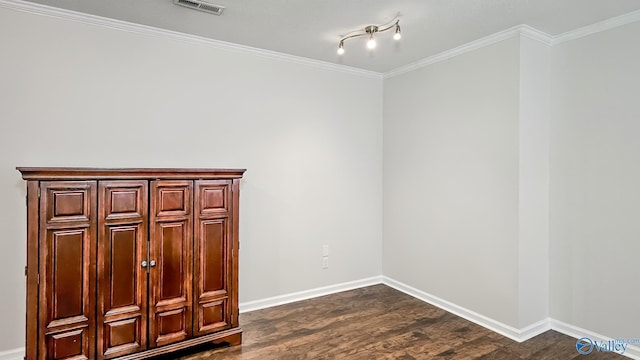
[[239, 275, 383, 313], [0, 347, 23, 360], [550, 319, 640, 360], [519, 318, 553, 342], [381, 276, 549, 342], [381, 276, 639, 359], [3, 278, 636, 360]]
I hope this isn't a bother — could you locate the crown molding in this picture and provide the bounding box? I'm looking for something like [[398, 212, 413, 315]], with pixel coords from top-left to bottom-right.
[[519, 24, 554, 45], [383, 25, 548, 79], [551, 9, 640, 45], [384, 10, 640, 79], [2, 0, 639, 81], [0, 0, 383, 80]]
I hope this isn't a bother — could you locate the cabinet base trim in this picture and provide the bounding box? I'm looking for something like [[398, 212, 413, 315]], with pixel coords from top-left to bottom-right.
[[115, 328, 242, 360]]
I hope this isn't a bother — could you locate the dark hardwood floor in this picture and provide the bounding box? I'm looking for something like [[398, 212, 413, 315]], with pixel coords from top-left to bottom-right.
[[174, 285, 625, 359]]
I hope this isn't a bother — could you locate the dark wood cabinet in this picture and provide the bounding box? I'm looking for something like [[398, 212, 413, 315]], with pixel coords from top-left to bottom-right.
[[38, 181, 97, 360], [193, 180, 233, 337], [149, 180, 194, 349], [97, 180, 148, 358], [18, 168, 245, 360]]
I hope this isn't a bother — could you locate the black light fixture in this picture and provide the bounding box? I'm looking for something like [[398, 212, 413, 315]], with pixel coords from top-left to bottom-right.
[[337, 18, 401, 55]]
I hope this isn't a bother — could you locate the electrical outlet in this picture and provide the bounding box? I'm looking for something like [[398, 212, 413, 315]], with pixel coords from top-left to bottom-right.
[[322, 245, 329, 257], [322, 256, 329, 269]]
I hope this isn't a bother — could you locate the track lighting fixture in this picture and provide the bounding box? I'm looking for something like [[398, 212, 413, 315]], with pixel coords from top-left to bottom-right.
[[337, 18, 401, 55]]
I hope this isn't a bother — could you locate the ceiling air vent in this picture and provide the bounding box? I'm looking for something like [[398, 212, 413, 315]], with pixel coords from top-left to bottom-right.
[[173, 0, 225, 15]]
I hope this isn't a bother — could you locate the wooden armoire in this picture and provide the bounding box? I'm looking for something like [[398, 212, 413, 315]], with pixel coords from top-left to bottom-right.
[[17, 168, 245, 360]]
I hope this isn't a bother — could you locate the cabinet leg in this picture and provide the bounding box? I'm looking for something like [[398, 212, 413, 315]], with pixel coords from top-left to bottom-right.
[[213, 332, 242, 347]]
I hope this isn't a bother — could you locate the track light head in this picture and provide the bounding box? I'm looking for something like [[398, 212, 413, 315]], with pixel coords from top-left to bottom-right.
[[367, 34, 377, 49], [394, 24, 402, 40]]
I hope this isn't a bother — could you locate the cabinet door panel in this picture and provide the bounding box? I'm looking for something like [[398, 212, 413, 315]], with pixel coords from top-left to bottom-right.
[[97, 181, 148, 359], [149, 180, 193, 348], [39, 182, 96, 360], [46, 328, 90, 360], [109, 227, 138, 308], [103, 317, 143, 356], [193, 180, 232, 336], [201, 220, 226, 293], [51, 230, 86, 321], [158, 222, 188, 302]]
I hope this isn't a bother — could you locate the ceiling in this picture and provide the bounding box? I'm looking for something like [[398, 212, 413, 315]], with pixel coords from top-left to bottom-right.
[[20, 0, 640, 73]]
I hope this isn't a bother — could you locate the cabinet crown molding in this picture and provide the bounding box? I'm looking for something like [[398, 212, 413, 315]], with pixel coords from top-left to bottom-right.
[[17, 167, 247, 180]]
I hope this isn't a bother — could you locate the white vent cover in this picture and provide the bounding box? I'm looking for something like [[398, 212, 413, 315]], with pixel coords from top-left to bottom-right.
[[173, 0, 225, 15]]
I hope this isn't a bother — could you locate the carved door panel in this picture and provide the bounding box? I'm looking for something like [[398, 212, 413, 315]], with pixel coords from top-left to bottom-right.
[[149, 180, 193, 348], [97, 181, 148, 359], [193, 180, 232, 336], [39, 181, 97, 360]]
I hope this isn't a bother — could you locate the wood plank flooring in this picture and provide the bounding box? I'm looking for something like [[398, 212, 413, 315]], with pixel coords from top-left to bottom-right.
[[173, 285, 625, 359]]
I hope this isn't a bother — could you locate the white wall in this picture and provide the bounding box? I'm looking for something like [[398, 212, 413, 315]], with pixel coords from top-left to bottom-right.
[[549, 22, 640, 337], [517, 37, 550, 328], [0, 6, 383, 352], [383, 38, 521, 327], [384, 35, 556, 331], [2, 2, 640, 355]]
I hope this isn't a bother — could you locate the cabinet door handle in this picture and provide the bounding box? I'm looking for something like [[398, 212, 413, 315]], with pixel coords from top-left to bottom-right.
[[141, 261, 148, 268], [150, 260, 156, 267]]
